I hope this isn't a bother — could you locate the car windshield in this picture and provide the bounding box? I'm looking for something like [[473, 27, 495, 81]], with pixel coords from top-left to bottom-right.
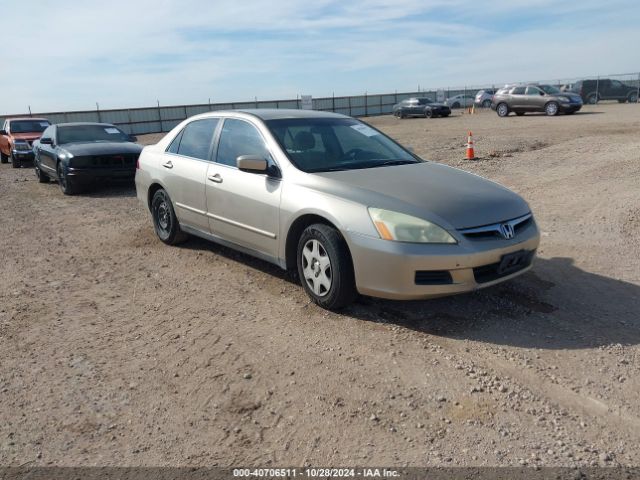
[[10, 120, 50, 133], [539, 85, 562, 94], [57, 125, 130, 144], [266, 117, 420, 173]]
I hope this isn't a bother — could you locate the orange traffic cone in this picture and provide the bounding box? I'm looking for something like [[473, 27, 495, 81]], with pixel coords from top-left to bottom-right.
[[466, 131, 477, 160]]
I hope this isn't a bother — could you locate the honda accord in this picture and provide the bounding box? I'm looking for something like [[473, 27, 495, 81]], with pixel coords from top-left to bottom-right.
[[135, 110, 540, 309]]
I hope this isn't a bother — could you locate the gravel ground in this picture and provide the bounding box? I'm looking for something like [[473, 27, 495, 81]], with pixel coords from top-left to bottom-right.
[[0, 103, 639, 468]]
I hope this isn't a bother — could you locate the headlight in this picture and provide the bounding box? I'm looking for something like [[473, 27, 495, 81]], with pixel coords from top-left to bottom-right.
[[558, 97, 571, 103], [368, 208, 457, 244], [58, 150, 74, 160]]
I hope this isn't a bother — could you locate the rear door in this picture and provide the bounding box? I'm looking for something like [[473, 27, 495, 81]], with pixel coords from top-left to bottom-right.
[[158, 118, 220, 232], [509, 86, 527, 109], [205, 117, 282, 259]]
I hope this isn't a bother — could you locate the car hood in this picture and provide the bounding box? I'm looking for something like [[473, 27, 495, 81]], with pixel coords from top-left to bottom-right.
[[60, 142, 143, 156], [312, 162, 530, 230], [555, 93, 582, 102], [11, 133, 43, 142]]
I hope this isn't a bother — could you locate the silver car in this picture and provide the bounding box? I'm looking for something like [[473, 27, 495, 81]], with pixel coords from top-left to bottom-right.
[[444, 93, 475, 109], [135, 110, 540, 309]]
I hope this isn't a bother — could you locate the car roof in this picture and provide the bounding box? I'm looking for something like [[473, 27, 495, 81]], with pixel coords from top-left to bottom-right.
[[234, 109, 348, 120], [55, 122, 118, 127], [7, 117, 50, 122]]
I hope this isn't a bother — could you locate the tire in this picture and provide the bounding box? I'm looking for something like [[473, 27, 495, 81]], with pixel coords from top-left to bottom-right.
[[545, 101, 559, 116], [516, 112, 525, 116], [452, 102, 460, 109], [57, 162, 78, 195], [151, 189, 188, 245], [482, 99, 491, 108], [0, 150, 7, 164], [297, 223, 357, 310], [586, 93, 598, 105], [424, 109, 433, 118], [628, 92, 638, 103], [496, 103, 509, 117], [11, 153, 20, 168], [35, 164, 49, 183]]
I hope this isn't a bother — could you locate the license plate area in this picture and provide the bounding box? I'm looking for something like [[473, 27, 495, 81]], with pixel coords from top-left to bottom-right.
[[498, 250, 528, 275]]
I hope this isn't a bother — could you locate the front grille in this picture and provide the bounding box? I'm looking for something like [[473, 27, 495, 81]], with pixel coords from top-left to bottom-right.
[[90, 154, 137, 167], [473, 251, 534, 284], [459, 214, 533, 240], [415, 270, 453, 285]]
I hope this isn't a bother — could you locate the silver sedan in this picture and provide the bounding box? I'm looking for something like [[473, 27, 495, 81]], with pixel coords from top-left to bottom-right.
[[135, 110, 540, 309]]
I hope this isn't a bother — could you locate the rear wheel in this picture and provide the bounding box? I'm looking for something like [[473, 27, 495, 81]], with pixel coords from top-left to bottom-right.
[[151, 189, 188, 245], [452, 102, 460, 109], [587, 93, 598, 104], [545, 102, 559, 116], [482, 99, 491, 108], [297, 224, 356, 310], [496, 103, 509, 117], [628, 92, 638, 103]]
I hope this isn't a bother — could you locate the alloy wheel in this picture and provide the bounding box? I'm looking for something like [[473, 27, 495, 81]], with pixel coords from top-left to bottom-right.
[[301, 239, 332, 297]]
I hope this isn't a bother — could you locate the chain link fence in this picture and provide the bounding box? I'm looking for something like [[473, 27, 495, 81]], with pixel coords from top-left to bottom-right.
[[1, 72, 638, 136]]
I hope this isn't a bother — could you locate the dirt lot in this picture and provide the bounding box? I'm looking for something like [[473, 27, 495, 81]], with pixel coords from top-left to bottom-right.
[[1, 103, 639, 468]]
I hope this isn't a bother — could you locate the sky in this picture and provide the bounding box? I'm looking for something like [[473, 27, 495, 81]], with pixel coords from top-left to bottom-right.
[[2, 0, 639, 114]]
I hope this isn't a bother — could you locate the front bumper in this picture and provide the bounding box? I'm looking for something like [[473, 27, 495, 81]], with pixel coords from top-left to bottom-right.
[[345, 220, 540, 300], [12, 150, 35, 161], [559, 103, 582, 113], [67, 167, 136, 181]]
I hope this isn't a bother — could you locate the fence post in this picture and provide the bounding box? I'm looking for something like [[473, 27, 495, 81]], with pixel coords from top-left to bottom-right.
[[183, 104, 188, 120], [157, 100, 163, 133], [127, 109, 132, 133], [365, 91, 368, 117], [348, 96, 352, 117], [636, 73, 640, 103], [28, 106, 32, 117], [96, 102, 102, 123], [332, 92, 335, 113], [595, 76, 600, 104]]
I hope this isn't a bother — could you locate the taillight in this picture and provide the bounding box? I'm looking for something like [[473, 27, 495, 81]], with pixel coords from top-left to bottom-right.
[[136, 157, 140, 169]]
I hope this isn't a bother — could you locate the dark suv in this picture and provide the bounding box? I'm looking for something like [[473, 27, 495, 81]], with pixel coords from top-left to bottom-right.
[[492, 84, 583, 117], [573, 79, 638, 104]]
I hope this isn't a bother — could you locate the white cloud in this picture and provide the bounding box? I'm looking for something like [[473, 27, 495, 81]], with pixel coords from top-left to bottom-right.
[[1, 0, 638, 114]]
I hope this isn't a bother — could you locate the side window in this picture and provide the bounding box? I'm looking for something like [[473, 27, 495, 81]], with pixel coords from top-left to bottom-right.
[[171, 118, 219, 160], [611, 80, 622, 88], [525, 86, 542, 96], [216, 119, 271, 167], [167, 129, 184, 154], [41, 126, 53, 141], [511, 87, 526, 95]]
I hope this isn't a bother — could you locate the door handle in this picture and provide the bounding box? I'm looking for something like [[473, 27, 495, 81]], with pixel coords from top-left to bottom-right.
[[162, 160, 173, 169], [208, 173, 223, 183]]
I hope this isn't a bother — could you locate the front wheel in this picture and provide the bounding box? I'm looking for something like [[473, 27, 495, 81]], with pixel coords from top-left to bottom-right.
[[496, 103, 509, 117], [0, 151, 8, 164], [297, 224, 356, 310], [628, 92, 638, 103], [35, 164, 49, 183], [151, 189, 188, 245], [424, 109, 433, 118], [11, 153, 21, 168], [545, 102, 559, 116], [57, 162, 78, 195]]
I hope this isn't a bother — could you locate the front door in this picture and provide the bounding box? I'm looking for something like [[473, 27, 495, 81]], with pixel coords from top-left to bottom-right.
[[205, 118, 281, 260]]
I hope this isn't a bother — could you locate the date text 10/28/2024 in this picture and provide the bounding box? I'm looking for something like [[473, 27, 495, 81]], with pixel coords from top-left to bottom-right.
[[233, 469, 400, 478]]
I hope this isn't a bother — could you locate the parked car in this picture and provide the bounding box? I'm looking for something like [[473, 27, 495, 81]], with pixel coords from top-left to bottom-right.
[[491, 84, 583, 117], [444, 93, 475, 109], [573, 79, 638, 104], [135, 109, 540, 310], [0, 117, 51, 168], [474, 89, 496, 108], [392, 97, 451, 118], [33, 122, 142, 195]]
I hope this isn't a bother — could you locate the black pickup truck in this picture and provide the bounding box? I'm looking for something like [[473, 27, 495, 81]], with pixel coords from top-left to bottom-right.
[[573, 79, 638, 104]]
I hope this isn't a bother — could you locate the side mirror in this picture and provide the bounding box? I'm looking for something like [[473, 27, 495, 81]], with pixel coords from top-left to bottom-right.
[[40, 137, 53, 145], [237, 155, 267, 173], [0, 130, 7, 136], [129, 135, 138, 142]]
